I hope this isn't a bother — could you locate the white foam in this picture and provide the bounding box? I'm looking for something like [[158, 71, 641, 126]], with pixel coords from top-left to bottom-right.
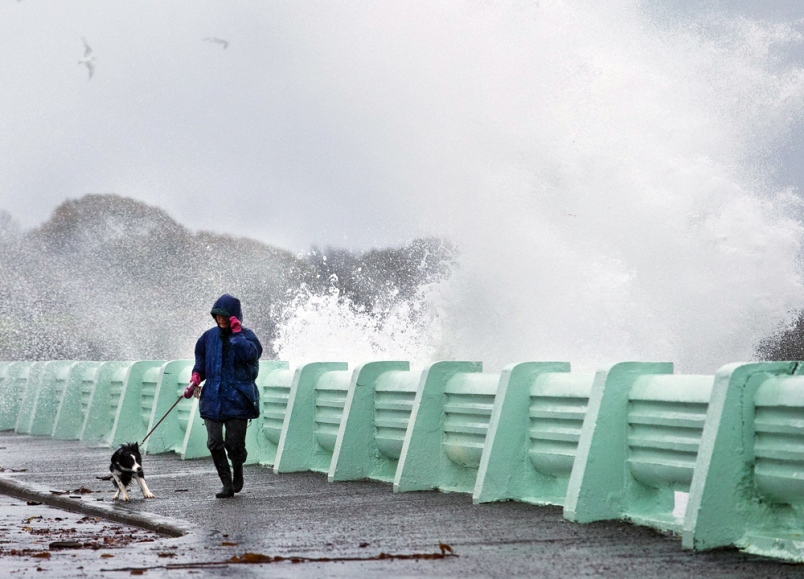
[[274, 2, 804, 373]]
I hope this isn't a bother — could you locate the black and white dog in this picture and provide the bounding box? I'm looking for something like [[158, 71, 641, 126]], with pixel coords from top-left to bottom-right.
[[108, 442, 155, 501]]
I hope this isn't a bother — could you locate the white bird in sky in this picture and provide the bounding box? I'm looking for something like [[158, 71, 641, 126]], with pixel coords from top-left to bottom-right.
[[77, 37, 95, 79], [203, 37, 229, 49]]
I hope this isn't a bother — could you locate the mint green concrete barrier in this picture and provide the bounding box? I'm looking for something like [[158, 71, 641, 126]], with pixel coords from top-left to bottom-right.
[[29, 361, 76, 436], [753, 374, 804, 501], [0, 362, 9, 384], [174, 360, 204, 460], [11, 357, 804, 564], [273, 362, 349, 473], [53, 362, 103, 440], [15, 361, 49, 434], [141, 359, 214, 461], [0, 363, 11, 405], [245, 361, 291, 465], [565, 362, 715, 533], [80, 361, 134, 445], [109, 361, 166, 448], [624, 372, 713, 531], [682, 361, 804, 561], [565, 362, 681, 524], [141, 360, 195, 456], [75, 362, 105, 440], [179, 399, 209, 459], [373, 367, 419, 468], [312, 366, 352, 472], [3, 362, 34, 430], [474, 362, 594, 506], [329, 361, 414, 483], [394, 361, 484, 493], [0, 362, 11, 428], [0, 362, 28, 430]]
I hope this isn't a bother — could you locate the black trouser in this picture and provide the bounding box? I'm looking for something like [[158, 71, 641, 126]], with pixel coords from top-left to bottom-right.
[[204, 418, 248, 465]]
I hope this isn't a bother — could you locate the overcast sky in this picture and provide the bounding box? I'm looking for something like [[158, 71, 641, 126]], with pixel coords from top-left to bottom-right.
[[1, 0, 802, 253]]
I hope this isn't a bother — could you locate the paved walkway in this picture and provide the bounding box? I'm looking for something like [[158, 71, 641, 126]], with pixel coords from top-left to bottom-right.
[[0, 432, 801, 577]]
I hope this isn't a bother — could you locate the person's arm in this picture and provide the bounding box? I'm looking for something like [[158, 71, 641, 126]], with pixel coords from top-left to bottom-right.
[[229, 322, 262, 363], [192, 333, 207, 381], [185, 333, 207, 398]]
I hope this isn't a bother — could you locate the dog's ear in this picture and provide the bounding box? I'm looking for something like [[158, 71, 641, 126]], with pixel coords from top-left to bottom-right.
[[133, 442, 139, 450]]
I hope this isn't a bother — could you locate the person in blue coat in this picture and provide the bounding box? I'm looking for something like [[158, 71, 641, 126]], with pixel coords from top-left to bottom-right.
[[184, 294, 262, 498]]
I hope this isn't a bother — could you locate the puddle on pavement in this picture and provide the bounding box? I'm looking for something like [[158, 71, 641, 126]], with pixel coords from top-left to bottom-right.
[[0, 494, 168, 573]]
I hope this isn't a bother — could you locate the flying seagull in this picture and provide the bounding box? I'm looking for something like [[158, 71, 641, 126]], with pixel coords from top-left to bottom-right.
[[78, 37, 95, 79], [203, 37, 229, 49]]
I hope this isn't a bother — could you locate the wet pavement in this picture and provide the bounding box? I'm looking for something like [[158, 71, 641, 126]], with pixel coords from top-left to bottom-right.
[[0, 494, 166, 577], [0, 431, 802, 577]]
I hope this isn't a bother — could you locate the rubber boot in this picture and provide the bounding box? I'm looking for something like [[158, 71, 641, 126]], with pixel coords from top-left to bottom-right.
[[211, 449, 234, 498], [232, 462, 244, 493]]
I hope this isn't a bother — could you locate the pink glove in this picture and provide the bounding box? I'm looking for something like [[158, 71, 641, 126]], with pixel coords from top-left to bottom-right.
[[229, 316, 241, 333], [183, 372, 202, 399]]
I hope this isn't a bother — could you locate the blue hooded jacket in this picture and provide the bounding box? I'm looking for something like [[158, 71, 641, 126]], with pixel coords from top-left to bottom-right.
[[193, 294, 263, 421]]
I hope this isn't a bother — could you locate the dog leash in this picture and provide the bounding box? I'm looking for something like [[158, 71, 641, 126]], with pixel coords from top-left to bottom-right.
[[141, 395, 184, 444]]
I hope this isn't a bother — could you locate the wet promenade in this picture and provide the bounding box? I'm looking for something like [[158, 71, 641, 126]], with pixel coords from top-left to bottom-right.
[[0, 432, 800, 577]]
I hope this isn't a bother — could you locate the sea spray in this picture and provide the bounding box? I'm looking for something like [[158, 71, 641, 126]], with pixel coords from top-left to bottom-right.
[[271, 279, 447, 367], [274, 2, 804, 373]]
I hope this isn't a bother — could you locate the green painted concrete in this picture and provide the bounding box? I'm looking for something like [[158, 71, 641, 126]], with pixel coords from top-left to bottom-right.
[[624, 373, 714, 532], [52, 361, 102, 440], [80, 361, 133, 445], [14, 361, 48, 434], [752, 375, 804, 503], [169, 364, 208, 461], [394, 361, 483, 493], [0, 362, 12, 429], [247, 360, 292, 465], [29, 360, 76, 436], [682, 361, 802, 560], [564, 362, 674, 523], [108, 361, 166, 448], [328, 361, 411, 483], [273, 362, 349, 473], [473, 362, 575, 505], [131, 360, 206, 461], [179, 398, 209, 460], [141, 360, 193, 455], [0, 362, 30, 430], [364, 366, 422, 481], [313, 370, 352, 461], [4, 357, 804, 563]]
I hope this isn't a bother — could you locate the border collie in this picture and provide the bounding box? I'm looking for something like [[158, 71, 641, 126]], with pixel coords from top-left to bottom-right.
[[109, 442, 155, 501]]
